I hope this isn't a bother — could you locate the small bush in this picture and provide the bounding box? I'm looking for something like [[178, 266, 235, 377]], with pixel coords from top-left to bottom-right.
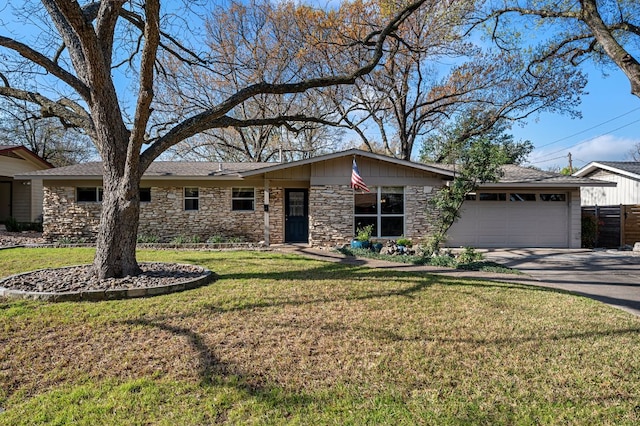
[[354, 224, 373, 242], [4, 217, 20, 232], [55, 237, 87, 245], [226, 236, 245, 243], [170, 235, 202, 244], [457, 246, 483, 264], [396, 237, 413, 247], [207, 235, 225, 244], [137, 234, 159, 244], [429, 255, 457, 268], [4, 217, 43, 232]]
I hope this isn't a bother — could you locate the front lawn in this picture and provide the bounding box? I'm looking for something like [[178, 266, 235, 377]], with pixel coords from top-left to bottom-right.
[[1, 248, 639, 425]]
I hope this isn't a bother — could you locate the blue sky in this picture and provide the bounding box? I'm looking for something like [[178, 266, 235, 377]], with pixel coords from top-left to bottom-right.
[[512, 64, 640, 171]]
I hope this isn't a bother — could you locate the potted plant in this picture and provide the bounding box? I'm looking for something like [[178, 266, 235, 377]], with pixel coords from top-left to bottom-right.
[[396, 237, 412, 247], [396, 237, 412, 253], [351, 224, 373, 249]]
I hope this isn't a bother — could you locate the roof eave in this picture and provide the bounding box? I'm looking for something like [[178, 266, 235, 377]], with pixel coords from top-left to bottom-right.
[[239, 148, 457, 178], [479, 181, 616, 188], [574, 162, 640, 180]]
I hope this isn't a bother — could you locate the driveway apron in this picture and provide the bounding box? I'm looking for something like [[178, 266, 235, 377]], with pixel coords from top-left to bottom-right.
[[484, 249, 640, 317]]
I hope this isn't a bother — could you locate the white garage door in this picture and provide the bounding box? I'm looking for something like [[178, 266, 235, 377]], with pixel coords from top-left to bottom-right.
[[446, 192, 569, 248]]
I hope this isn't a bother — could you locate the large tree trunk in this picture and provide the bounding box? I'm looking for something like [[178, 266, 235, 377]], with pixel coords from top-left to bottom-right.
[[93, 166, 142, 279], [92, 163, 142, 279]]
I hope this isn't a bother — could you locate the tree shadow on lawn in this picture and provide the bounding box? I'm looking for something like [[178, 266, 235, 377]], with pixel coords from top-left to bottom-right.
[[121, 317, 320, 415]]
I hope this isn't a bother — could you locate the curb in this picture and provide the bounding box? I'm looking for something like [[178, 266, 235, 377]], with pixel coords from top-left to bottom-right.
[[0, 263, 216, 302]]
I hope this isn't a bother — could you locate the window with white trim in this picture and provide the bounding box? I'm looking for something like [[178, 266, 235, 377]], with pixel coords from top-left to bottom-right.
[[354, 187, 404, 237], [232, 187, 255, 211], [184, 187, 199, 211]]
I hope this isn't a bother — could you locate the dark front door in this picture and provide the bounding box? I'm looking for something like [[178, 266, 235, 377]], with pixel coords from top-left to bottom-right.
[[0, 181, 12, 222], [285, 189, 309, 243]]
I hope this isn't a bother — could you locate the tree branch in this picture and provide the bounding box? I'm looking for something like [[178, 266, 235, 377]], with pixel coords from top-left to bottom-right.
[[0, 35, 90, 99], [139, 0, 428, 170], [0, 86, 94, 133]]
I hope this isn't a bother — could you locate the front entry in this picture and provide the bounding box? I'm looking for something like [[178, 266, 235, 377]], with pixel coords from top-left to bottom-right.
[[0, 181, 11, 222], [285, 189, 309, 243]]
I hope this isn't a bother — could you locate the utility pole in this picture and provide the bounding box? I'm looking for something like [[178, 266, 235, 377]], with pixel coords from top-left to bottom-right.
[[568, 152, 573, 172]]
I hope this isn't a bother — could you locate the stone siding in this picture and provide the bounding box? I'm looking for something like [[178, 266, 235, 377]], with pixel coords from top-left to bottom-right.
[[309, 184, 355, 247], [404, 185, 438, 242], [43, 183, 440, 246], [43, 185, 277, 243], [268, 188, 284, 244], [43, 187, 102, 241]]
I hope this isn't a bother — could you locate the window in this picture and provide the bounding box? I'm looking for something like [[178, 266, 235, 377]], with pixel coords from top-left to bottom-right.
[[140, 188, 151, 203], [354, 187, 404, 238], [510, 193, 536, 202], [184, 187, 199, 211], [77, 187, 103, 202], [478, 193, 506, 201], [232, 187, 255, 211], [540, 193, 566, 202]]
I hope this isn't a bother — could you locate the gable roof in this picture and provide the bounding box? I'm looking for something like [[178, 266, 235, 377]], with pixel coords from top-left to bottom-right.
[[16, 149, 455, 180], [428, 163, 614, 188], [15, 148, 612, 187], [0, 145, 54, 169], [18, 160, 272, 180], [574, 161, 640, 180], [239, 149, 456, 177]]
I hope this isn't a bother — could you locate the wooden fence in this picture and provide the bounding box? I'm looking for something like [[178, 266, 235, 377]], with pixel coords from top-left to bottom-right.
[[582, 204, 640, 248]]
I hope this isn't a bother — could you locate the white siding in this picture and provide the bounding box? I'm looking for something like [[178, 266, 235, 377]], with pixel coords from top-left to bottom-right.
[[580, 170, 640, 206]]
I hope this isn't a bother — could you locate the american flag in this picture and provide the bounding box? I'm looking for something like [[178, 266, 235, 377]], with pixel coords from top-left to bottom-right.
[[350, 158, 370, 192]]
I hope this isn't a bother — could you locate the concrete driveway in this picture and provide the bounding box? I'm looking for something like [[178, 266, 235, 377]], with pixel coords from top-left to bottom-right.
[[483, 249, 640, 317]]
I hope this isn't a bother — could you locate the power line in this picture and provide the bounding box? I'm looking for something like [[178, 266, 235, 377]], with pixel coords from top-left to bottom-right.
[[535, 106, 640, 150], [531, 117, 640, 163]]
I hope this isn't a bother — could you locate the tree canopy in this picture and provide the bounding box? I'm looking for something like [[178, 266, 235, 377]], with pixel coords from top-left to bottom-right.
[[0, 0, 429, 278], [480, 0, 640, 98]]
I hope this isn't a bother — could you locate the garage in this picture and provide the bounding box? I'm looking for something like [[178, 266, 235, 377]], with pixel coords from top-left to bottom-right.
[[446, 191, 571, 248]]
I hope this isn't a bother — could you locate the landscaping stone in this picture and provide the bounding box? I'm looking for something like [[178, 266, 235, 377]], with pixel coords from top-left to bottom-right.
[[0, 263, 215, 302]]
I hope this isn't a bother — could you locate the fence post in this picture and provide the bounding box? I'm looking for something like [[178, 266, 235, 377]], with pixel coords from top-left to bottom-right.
[[594, 205, 599, 248], [620, 204, 625, 247]]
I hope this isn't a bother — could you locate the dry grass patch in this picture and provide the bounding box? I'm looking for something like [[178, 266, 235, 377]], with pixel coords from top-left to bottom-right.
[[1, 248, 639, 424]]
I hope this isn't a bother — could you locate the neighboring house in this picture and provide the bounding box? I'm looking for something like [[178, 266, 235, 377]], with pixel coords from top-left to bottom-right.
[[0, 145, 53, 222], [574, 161, 640, 206], [17, 149, 611, 248]]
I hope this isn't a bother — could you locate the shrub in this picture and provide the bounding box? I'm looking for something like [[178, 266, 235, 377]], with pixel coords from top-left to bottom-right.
[[457, 246, 483, 264], [137, 234, 159, 244], [396, 237, 412, 247], [3, 217, 43, 232], [355, 224, 373, 242]]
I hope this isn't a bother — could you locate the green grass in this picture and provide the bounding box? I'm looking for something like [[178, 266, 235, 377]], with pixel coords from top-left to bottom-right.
[[1, 248, 640, 425]]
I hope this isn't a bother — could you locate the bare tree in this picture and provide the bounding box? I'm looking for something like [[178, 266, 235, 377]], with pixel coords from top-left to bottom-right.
[[159, 1, 349, 162], [0, 0, 427, 278], [333, 0, 585, 160], [0, 99, 95, 166], [481, 0, 640, 98]]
